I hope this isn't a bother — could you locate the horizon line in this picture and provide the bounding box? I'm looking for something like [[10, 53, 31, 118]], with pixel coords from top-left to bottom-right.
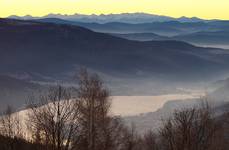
[[5, 12, 228, 21]]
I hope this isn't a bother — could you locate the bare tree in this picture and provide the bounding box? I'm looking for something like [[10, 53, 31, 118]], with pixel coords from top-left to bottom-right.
[[75, 69, 125, 150], [27, 86, 79, 150], [159, 103, 224, 150]]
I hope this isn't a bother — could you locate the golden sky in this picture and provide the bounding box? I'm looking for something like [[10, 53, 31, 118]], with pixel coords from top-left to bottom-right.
[[0, 0, 229, 19]]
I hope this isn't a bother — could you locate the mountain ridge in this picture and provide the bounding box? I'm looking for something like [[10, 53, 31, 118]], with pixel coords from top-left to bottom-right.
[[8, 12, 210, 24]]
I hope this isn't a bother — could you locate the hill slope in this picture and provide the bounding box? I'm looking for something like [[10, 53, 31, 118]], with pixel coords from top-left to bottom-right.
[[173, 30, 229, 49], [0, 75, 42, 111], [110, 33, 169, 41]]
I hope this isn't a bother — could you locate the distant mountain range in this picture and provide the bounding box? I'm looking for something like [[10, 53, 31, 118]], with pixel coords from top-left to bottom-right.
[[27, 18, 214, 36], [30, 18, 229, 49], [8, 13, 229, 49], [1, 18, 229, 81], [8, 13, 207, 24]]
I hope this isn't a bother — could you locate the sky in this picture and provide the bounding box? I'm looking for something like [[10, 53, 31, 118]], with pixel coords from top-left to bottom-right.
[[0, 0, 229, 19]]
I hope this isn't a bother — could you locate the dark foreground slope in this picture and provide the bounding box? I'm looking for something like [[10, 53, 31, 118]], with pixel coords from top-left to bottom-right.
[[0, 134, 42, 150], [1, 18, 229, 82]]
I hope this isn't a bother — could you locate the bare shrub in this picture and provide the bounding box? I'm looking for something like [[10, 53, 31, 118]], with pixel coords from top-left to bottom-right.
[[0, 105, 23, 138]]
